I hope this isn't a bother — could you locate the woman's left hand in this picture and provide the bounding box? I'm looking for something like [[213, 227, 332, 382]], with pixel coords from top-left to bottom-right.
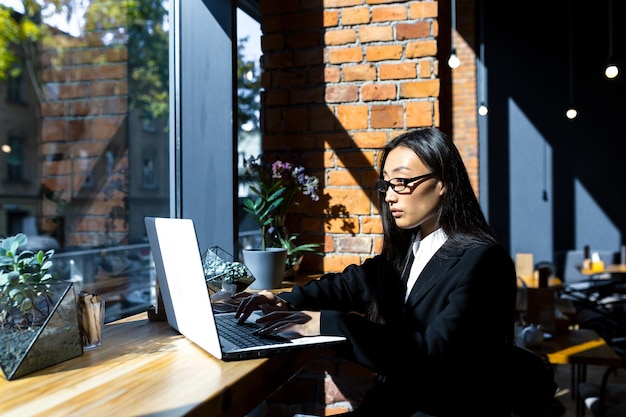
[[233, 290, 288, 323], [253, 310, 321, 339]]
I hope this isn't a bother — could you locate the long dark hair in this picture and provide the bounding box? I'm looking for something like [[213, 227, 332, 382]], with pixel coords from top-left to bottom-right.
[[378, 127, 496, 273]]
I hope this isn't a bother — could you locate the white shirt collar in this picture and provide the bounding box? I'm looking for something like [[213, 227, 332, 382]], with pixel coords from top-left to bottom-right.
[[412, 228, 448, 257], [405, 228, 448, 302]]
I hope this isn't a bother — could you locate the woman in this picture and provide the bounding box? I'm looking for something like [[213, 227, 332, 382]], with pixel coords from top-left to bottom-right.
[[235, 127, 517, 416]]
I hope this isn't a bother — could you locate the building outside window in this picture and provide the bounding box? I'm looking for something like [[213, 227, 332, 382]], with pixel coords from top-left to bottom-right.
[[0, 1, 261, 323], [6, 68, 25, 103], [6, 135, 24, 181], [0, 0, 172, 322]]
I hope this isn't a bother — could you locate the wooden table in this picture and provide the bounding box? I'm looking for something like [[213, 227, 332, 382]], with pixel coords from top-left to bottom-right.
[[580, 264, 626, 276], [519, 328, 622, 417], [0, 312, 321, 417]]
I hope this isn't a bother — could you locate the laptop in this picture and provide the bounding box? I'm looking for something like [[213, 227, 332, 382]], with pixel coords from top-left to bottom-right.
[[144, 216, 346, 361]]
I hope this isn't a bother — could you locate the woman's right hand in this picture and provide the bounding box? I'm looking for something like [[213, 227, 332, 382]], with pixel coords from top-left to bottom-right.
[[233, 290, 290, 323]]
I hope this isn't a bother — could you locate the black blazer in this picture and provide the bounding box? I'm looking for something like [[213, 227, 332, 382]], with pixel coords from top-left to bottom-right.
[[280, 241, 517, 417]]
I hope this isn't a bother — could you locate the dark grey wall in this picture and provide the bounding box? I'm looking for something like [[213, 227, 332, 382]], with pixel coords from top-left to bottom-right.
[[172, 0, 237, 255], [482, 1, 625, 271]]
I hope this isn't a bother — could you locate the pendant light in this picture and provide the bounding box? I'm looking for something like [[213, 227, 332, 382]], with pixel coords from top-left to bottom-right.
[[477, 0, 488, 116], [448, 0, 460, 69], [565, 0, 578, 120], [605, 0, 619, 79]]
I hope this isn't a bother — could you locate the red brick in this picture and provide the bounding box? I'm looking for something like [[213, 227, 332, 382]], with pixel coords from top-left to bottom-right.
[[397, 21, 432, 40], [372, 5, 408, 23], [290, 87, 325, 104], [325, 29, 357, 46], [379, 62, 417, 80], [371, 105, 403, 128], [358, 26, 393, 43], [325, 85, 359, 103], [365, 44, 402, 61], [327, 47, 363, 64], [342, 64, 376, 82], [335, 105, 368, 130], [361, 84, 396, 101], [341, 7, 370, 25], [400, 79, 440, 98]]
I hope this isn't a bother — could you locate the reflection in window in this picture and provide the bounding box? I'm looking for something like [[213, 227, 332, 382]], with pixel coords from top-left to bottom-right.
[[6, 136, 24, 181], [0, 1, 171, 323], [142, 118, 157, 133], [237, 8, 262, 246], [142, 156, 156, 189], [6, 69, 25, 103]]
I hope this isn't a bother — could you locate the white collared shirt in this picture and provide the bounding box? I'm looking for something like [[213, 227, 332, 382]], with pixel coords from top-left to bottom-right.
[[405, 228, 448, 302]]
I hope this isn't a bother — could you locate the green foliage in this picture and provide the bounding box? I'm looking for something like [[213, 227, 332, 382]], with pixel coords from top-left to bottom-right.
[[243, 181, 285, 251], [237, 36, 261, 135], [1, 1, 259, 134], [126, 0, 169, 123], [278, 234, 322, 268], [0, 1, 63, 82], [0, 6, 31, 81], [0, 0, 171, 124], [0, 233, 56, 327]]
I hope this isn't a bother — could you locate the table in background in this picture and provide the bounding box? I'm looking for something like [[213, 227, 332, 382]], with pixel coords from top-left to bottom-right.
[[0, 312, 321, 417], [519, 327, 622, 417], [581, 264, 626, 276]]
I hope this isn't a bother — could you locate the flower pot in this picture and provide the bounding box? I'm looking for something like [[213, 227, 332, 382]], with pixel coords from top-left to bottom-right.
[[242, 248, 288, 290], [0, 281, 83, 380]]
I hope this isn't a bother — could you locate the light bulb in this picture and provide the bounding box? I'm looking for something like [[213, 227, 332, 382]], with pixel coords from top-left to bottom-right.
[[478, 104, 489, 116], [1, 144, 11, 153], [605, 64, 619, 79], [565, 108, 578, 120], [448, 53, 460, 69]]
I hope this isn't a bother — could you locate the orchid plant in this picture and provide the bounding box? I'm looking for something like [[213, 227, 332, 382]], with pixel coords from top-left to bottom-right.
[[242, 156, 322, 264]]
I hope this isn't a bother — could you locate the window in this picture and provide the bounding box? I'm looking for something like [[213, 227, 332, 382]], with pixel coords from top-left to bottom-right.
[[0, 1, 171, 323], [6, 70, 25, 103], [142, 155, 157, 189], [0, 0, 253, 323], [237, 8, 262, 252], [6, 136, 24, 181]]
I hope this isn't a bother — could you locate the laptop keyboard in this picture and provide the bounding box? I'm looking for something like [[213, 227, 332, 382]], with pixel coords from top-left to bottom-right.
[[215, 314, 285, 348]]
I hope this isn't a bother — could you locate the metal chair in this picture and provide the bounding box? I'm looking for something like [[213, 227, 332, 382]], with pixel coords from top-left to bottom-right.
[[579, 357, 626, 417], [509, 345, 558, 417]]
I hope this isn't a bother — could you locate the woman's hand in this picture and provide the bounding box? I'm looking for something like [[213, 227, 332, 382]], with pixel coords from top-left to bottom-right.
[[253, 310, 321, 339], [233, 290, 289, 323]]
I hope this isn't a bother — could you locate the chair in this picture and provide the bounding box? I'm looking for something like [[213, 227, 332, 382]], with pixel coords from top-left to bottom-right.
[[509, 345, 558, 417], [557, 249, 626, 341], [578, 359, 626, 417]]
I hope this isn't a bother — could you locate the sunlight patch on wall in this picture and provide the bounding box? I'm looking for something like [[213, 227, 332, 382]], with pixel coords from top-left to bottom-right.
[[574, 179, 620, 250]]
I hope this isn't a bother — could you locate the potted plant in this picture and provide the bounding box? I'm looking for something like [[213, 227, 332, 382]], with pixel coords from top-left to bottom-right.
[[241, 175, 291, 288], [278, 234, 323, 279], [242, 156, 323, 281], [0, 233, 83, 380], [242, 179, 286, 251]]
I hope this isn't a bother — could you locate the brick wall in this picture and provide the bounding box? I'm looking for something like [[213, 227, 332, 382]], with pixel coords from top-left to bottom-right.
[[260, 0, 442, 275], [39, 33, 129, 247], [259, 0, 478, 414], [453, 0, 478, 193]]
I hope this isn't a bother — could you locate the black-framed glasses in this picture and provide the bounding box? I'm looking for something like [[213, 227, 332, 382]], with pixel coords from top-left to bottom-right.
[[375, 173, 434, 193]]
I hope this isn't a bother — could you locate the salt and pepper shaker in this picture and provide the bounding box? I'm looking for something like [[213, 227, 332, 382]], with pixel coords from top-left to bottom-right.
[[583, 245, 591, 270]]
